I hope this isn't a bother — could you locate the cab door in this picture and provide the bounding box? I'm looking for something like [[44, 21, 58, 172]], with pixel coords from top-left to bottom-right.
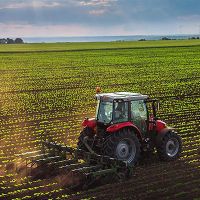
[[130, 100, 148, 135]]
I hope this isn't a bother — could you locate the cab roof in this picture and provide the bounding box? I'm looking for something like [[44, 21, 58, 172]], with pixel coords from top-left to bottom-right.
[[95, 92, 149, 101]]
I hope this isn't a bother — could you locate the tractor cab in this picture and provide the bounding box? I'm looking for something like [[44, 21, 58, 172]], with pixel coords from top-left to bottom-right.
[[95, 92, 159, 135], [96, 99, 129, 124]]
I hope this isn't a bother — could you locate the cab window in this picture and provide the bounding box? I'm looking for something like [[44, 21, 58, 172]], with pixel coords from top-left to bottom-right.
[[113, 101, 128, 123], [131, 100, 147, 133], [97, 101, 113, 123]]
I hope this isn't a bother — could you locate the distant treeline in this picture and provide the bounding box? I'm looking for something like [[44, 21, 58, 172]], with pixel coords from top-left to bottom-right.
[[138, 36, 200, 41], [161, 36, 200, 40], [0, 38, 24, 44]]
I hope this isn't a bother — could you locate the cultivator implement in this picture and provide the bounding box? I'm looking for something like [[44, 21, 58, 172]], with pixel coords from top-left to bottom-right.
[[16, 141, 132, 189]]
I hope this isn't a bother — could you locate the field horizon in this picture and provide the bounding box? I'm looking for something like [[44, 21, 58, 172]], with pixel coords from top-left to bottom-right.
[[0, 39, 200, 53]]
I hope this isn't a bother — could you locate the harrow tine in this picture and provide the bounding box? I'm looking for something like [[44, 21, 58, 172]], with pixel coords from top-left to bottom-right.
[[23, 153, 51, 160], [35, 156, 64, 164], [59, 163, 89, 171], [85, 168, 117, 177], [16, 150, 42, 157], [43, 141, 75, 154], [47, 159, 78, 167], [71, 165, 102, 173]]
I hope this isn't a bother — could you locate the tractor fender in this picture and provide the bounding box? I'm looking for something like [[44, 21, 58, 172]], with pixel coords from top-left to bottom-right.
[[156, 120, 167, 133], [82, 118, 96, 129], [106, 122, 143, 141], [156, 127, 174, 146]]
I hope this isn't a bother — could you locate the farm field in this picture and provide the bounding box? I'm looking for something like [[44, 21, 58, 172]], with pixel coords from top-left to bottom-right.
[[0, 39, 200, 53], [0, 40, 199, 199]]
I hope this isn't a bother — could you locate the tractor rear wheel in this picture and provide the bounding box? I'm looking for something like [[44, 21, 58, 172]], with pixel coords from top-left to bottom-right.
[[156, 131, 182, 161], [103, 128, 141, 166]]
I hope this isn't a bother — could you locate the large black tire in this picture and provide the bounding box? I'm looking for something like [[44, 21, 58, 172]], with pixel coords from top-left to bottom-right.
[[103, 128, 141, 166], [156, 131, 182, 161]]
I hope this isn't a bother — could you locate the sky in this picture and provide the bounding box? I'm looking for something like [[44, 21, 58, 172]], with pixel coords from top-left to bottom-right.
[[0, 0, 200, 37]]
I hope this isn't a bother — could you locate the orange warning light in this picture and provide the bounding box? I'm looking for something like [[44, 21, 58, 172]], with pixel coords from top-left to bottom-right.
[[96, 87, 101, 94]]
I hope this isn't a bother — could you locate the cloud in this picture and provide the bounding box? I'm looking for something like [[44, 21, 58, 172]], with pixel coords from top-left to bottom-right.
[[0, 1, 62, 9], [177, 14, 200, 22], [79, 0, 117, 7], [0, 0, 121, 26], [0, 0, 200, 36], [79, 0, 118, 16], [0, 23, 93, 37], [0, 0, 118, 18], [0, 22, 138, 37], [89, 9, 107, 15], [0, 0, 117, 10]]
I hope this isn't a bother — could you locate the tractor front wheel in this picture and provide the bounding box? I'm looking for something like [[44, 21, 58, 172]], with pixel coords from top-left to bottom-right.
[[103, 128, 141, 166], [156, 131, 182, 161]]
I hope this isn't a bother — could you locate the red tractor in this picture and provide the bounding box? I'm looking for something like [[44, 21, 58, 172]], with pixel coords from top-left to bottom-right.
[[78, 91, 182, 166], [17, 91, 182, 188]]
